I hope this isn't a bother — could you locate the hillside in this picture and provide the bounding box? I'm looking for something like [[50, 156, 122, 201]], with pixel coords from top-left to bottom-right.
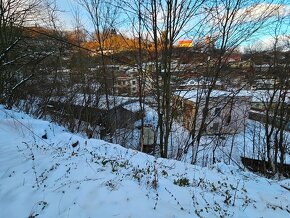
[[0, 105, 290, 218]]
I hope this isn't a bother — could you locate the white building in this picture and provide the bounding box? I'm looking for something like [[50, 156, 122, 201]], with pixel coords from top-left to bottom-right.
[[174, 90, 251, 135]]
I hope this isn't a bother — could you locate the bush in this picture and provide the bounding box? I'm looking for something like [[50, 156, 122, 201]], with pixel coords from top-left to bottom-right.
[[174, 177, 190, 187]]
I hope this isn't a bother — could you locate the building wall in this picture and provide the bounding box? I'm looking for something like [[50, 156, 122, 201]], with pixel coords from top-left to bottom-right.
[[175, 95, 251, 135], [115, 75, 153, 96], [178, 40, 193, 47]]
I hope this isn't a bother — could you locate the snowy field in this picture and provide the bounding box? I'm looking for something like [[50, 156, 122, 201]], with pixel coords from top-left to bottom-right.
[[0, 105, 290, 218]]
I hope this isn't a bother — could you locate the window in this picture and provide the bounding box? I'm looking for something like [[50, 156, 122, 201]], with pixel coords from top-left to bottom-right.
[[214, 107, 221, 117], [226, 115, 231, 125], [132, 80, 136, 85], [212, 122, 219, 131]]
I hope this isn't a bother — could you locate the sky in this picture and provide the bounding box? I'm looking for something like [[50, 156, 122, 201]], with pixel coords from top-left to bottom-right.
[[55, 0, 290, 51], [56, 0, 84, 29]]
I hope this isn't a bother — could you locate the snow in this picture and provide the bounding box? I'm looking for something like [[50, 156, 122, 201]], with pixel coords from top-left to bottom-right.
[[175, 89, 253, 104], [176, 89, 231, 102], [55, 94, 139, 110], [1, 105, 290, 218], [176, 89, 290, 104], [182, 79, 223, 87], [122, 101, 190, 156], [179, 119, 290, 166]]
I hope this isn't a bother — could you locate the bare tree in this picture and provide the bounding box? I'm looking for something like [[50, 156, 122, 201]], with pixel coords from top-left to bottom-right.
[[0, 0, 42, 107], [186, 0, 283, 164], [134, 0, 206, 158], [252, 20, 289, 175]]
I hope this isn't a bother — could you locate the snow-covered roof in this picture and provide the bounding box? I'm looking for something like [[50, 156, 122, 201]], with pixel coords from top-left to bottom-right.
[[176, 89, 289, 104], [175, 89, 251, 102], [250, 90, 290, 103], [182, 79, 223, 87]]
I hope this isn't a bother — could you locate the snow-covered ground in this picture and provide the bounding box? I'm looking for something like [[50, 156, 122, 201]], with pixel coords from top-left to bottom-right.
[[1, 105, 290, 218]]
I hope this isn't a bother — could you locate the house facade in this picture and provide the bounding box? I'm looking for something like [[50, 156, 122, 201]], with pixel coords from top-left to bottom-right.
[[115, 70, 153, 96], [174, 90, 251, 135], [115, 73, 139, 96]]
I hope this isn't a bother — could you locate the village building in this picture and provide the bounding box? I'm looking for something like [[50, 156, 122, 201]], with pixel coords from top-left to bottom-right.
[[177, 78, 224, 91], [237, 90, 290, 112], [178, 39, 193, 47], [173, 90, 251, 135], [114, 69, 153, 96]]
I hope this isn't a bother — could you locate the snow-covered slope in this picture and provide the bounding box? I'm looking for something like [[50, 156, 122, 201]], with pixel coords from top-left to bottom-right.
[[0, 106, 289, 218]]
